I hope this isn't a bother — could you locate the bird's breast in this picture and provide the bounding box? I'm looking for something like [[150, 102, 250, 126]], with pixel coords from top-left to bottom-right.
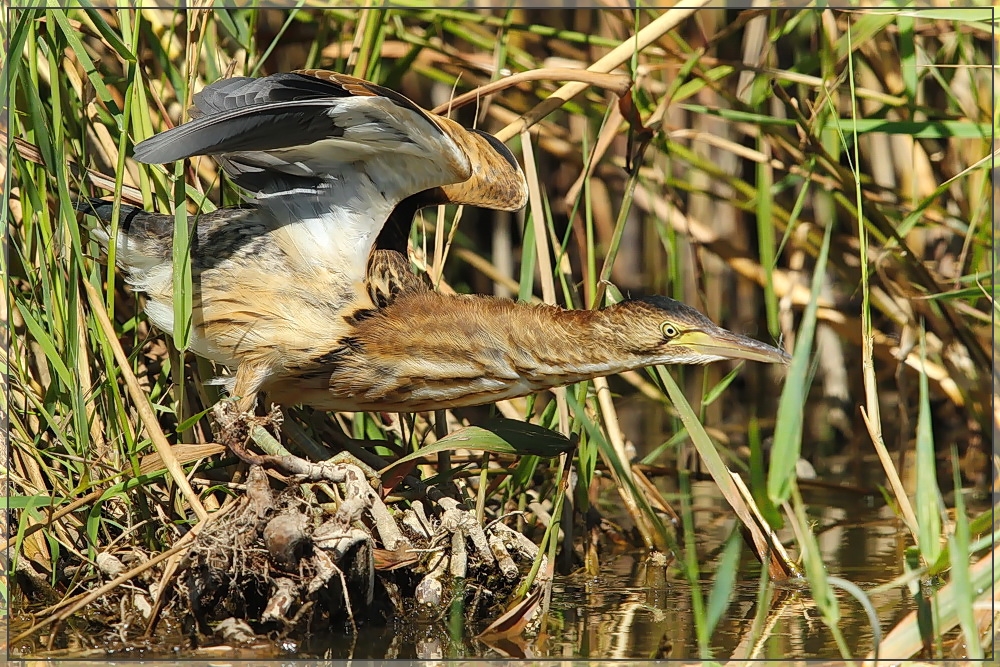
[[263, 292, 636, 412], [276, 338, 623, 412]]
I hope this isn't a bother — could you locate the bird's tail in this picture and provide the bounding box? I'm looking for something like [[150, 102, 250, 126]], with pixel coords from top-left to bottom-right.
[[74, 197, 175, 273], [73, 197, 142, 223]]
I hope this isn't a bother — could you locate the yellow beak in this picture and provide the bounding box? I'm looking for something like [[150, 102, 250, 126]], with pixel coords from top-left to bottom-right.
[[680, 329, 791, 365]]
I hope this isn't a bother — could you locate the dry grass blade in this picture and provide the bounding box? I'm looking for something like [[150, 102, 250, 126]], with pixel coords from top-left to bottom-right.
[[372, 547, 420, 571], [1, 489, 105, 553], [138, 443, 227, 476], [565, 97, 625, 208], [9, 5, 989, 660], [729, 471, 799, 580], [430, 68, 632, 116], [452, 247, 535, 300], [10, 531, 197, 646], [867, 542, 999, 663], [631, 187, 837, 310], [593, 376, 662, 549], [860, 407, 919, 537], [477, 584, 545, 641], [5, 131, 145, 204], [495, 1, 712, 142], [519, 128, 570, 434], [82, 280, 209, 523]]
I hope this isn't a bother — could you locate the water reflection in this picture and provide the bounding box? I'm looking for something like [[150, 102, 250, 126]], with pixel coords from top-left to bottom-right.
[[12, 485, 913, 661], [544, 526, 905, 660], [13, 385, 925, 661], [293, 483, 907, 660]]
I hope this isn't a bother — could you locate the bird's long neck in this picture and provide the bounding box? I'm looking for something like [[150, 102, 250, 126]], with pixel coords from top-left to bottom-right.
[[377, 189, 443, 255], [325, 292, 644, 411]]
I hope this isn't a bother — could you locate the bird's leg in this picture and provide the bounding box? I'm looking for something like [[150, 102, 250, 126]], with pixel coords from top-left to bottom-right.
[[213, 362, 285, 454], [210, 398, 283, 466], [433, 409, 451, 474], [230, 361, 270, 415], [276, 416, 386, 489], [210, 400, 262, 464], [325, 450, 380, 485], [261, 403, 284, 439]]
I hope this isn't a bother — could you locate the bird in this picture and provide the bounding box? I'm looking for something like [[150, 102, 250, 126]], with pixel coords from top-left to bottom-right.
[[79, 200, 790, 414], [132, 68, 529, 284], [79, 69, 528, 410], [78, 69, 790, 416], [262, 290, 791, 412]]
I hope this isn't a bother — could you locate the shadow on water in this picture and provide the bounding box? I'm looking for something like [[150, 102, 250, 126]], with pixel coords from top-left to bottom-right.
[[9, 483, 916, 661], [11, 392, 973, 661]]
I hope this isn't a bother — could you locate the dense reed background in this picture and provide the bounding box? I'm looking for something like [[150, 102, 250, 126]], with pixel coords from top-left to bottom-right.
[[5, 4, 995, 660]]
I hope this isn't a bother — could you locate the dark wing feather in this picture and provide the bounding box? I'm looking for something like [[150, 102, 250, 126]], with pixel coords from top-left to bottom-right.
[[130, 70, 475, 290], [134, 73, 366, 163], [191, 72, 352, 113], [133, 99, 351, 163], [132, 72, 471, 197]]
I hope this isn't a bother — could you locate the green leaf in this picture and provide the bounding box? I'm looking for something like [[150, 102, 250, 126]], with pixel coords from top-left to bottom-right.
[[915, 330, 943, 566], [892, 8, 996, 23], [680, 104, 991, 138], [843, 119, 991, 139], [768, 215, 832, 505], [927, 504, 996, 575], [171, 165, 192, 351], [947, 447, 982, 658], [706, 529, 742, 637], [48, 9, 123, 113], [879, 537, 998, 660], [793, 487, 840, 627], [701, 363, 743, 408], [15, 302, 74, 389], [385, 419, 575, 472], [81, 6, 137, 63], [7, 494, 57, 510]]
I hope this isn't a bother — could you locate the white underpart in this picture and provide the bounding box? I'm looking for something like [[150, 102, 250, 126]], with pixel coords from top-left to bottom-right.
[[121, 256, 234, 366], [214, 96, 471, 283], [105, 86, 481, 385], [260, 177, 397, 284], [104, 229, 163, 281]]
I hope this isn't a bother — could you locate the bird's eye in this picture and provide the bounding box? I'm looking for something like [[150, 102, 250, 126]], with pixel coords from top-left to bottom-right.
[[661, 323, 679, 339]]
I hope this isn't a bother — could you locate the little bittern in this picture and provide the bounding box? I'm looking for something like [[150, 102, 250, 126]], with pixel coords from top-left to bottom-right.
[[132, 69, 528, 307], [79, 70, 790, 414], [80, 70, 527, 409]]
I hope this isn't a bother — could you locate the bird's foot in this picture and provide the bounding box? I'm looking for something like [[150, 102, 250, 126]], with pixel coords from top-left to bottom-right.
[[325, 450, 381, 486], [210, 400, 283, 465], [262, 402, 283, 430]]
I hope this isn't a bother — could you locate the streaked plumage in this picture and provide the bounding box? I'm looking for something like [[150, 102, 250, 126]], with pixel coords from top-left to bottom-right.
[[81, 70, 527, 407], [269, 291, 791, 412], [79, 70, 789, 414]]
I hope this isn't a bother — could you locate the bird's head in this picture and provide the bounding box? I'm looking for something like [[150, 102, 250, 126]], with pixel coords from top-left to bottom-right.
[[612, 295, 790, 366], [384, 126, 527, 252], [425, 121, 528, 212]]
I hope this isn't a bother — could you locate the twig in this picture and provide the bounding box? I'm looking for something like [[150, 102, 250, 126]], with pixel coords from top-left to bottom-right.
[[430, 67, 631, 116], [82, 280, 209, 522]]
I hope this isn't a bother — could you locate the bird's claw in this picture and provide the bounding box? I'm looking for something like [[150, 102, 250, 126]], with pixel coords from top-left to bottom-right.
[[326, 450, 381, 487], [210, 400, 282, 465]]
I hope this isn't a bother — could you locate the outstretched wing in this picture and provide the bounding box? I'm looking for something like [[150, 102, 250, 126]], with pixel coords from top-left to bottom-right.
[[132, 70, 474, 283], [134, 71, 472, 195]]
